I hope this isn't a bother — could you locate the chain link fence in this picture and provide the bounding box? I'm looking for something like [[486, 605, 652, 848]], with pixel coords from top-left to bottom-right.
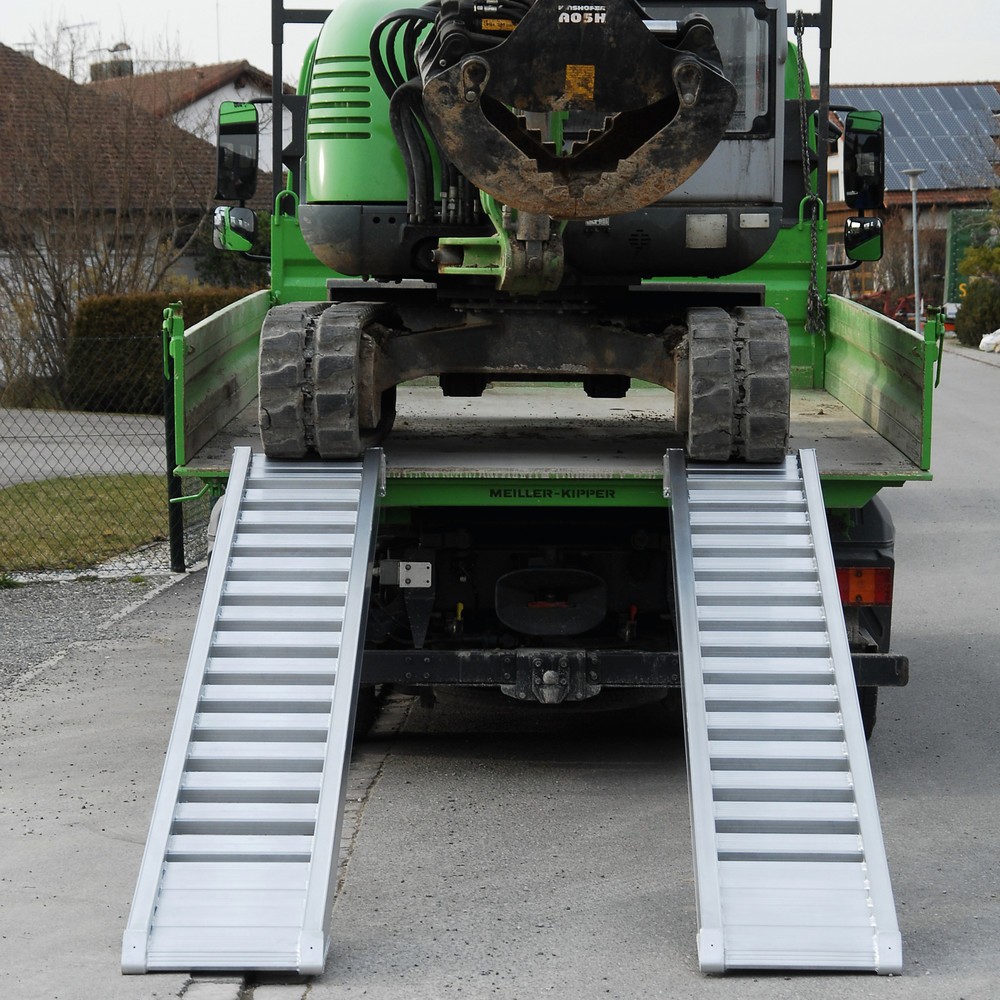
[[0, 332, 209, 578]]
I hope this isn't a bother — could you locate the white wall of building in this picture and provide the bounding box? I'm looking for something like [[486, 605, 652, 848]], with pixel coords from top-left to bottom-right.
[[172, 79, 293, 176]]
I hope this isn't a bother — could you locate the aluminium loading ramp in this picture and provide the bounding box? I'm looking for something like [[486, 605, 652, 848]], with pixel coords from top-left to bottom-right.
[[666, 448, 902, 974], [122, 447, 384, 975]]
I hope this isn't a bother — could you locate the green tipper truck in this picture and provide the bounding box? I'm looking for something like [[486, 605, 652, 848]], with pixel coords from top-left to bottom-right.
[[128, 0, 938, 976], [172, 0, 938, 736]]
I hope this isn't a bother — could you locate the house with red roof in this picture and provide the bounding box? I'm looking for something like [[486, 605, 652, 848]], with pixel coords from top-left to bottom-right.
[[88, 59, 291, 174]]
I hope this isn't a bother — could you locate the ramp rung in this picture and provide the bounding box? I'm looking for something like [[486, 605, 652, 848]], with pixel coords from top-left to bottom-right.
[[701, 655, 833, 674], [124, 448, 383, 974], [181, 768, 325, 801], [690, 509, 810, 526], [185, 744, 327, 771], [204, 662, 336, 683], [210, 631, 341, 649], [222, 580, 349, 599], [238, 509, 362, 525], [228, 556, 353, 574], [232, 532, 357, 550], [714, 801, 857, 822], [708, 741, 848, 770], [668, 449, 901, 974], [166, 833, 315, 858], [704, 683, 838, 702], [216, 607, 345, 625], [693, 557, 818, 576], [174, 802, 318, 822], [192, 713, 333, 741], [692, 534, 814, 552], [198, 687, 334, 711]]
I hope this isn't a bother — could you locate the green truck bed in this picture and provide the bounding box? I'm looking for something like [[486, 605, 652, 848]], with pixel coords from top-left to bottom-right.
[[165, 290, 937, 511]]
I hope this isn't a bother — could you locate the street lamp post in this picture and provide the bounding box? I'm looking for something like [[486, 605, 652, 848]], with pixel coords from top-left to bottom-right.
[[902, 167, 926, 337]]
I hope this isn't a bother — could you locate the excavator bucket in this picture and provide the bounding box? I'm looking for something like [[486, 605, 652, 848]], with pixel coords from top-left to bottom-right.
[[420, 0, 737, 220]]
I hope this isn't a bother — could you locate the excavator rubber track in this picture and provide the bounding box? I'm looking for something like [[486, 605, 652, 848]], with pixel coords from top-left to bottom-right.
[[259, 301, 396, 460], [258, 302, 790, 465], [684, 306, 790, 464]]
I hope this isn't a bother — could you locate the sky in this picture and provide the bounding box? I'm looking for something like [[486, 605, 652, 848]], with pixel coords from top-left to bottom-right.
[[2, 0, 998, 87]]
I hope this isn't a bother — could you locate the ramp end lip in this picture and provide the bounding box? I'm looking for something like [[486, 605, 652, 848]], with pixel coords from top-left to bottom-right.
[[297, 930, 329, 975], [876, 932, 903, 975], [120, 930, 149, 974], [697, 928, 726, 973]]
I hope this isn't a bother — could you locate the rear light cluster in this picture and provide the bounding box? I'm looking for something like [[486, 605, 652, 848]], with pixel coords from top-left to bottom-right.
[[836, 566, 893, 606]]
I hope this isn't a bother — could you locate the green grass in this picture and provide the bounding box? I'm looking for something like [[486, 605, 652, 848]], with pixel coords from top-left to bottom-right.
[[0, 474, 167, 572]]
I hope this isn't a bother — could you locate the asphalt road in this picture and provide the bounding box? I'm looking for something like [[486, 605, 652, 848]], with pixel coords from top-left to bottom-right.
[[1, 342, 998, 999], [315, 342, 1000, 1000], [0, 407, 165, 487]]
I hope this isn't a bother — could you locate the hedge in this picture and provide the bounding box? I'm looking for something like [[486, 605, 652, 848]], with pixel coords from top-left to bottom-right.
[[953, 279, 1000, 348], [65, 288, 254, 414]]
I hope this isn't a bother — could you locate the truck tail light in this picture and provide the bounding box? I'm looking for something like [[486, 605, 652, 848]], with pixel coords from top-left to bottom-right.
[[836, 566, 893, 606]]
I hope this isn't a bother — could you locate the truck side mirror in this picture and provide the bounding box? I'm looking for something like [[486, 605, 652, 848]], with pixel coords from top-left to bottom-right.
[[844, 216, 883, 263], [213, 206, 257, 253], [216, 101, 259, 202], [843, 110, 884, 211]]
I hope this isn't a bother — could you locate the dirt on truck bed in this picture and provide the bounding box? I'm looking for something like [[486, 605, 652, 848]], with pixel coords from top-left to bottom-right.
[[182, 383, 920, 482]]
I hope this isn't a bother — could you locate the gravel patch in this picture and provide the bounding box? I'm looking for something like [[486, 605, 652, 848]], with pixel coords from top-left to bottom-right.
[[0, 573, 182, 691]]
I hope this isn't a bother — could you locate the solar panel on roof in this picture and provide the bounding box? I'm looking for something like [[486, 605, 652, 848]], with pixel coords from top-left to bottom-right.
[[830, 83, 1000, 191], [923, 90, 950, 114], [933, 137, 966, 161], [899, 113, 931, 137], [943, 89, 974, 111], [935, 110, 965, 134]]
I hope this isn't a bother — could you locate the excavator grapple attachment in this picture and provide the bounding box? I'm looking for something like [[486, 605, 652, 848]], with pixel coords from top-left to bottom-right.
[[420, 0, 737, 219]]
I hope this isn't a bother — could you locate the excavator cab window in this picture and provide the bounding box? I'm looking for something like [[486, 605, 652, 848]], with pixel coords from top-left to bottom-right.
[[646, 2, 775, 135], [216, 101, 259, 203]]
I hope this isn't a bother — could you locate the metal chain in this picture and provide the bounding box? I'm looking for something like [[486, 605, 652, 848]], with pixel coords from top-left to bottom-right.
[[794, 12, 827, 338]]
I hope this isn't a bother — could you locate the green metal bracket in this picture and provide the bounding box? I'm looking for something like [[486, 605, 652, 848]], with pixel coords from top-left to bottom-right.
[[162, 302, 187, 468], [169, 482, 210, 505], [274, 186, 299, 218], [798, 195, 827, 227], [925, 306, 946, 388], [437, 192, 565, 293]]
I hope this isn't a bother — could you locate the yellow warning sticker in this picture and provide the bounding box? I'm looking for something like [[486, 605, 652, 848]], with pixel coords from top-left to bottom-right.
[[565, 64, 596, 102], [480, 17, 516, 30]]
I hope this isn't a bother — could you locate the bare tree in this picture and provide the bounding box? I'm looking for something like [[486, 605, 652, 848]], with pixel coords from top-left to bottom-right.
[[0, 41, 216, 403], [875, 209, 911, 296]]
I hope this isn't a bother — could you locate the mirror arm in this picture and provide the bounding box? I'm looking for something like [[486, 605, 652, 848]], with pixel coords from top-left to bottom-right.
[[835, 204, 864, 273], [241, 252, 271, 262], [828, 259, 862, 273]]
